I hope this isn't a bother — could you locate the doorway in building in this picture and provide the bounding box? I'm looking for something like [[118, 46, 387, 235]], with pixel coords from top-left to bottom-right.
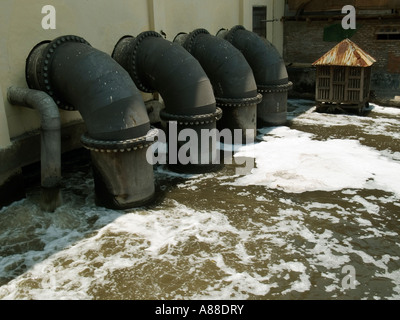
[[253, 6, 267, 38]]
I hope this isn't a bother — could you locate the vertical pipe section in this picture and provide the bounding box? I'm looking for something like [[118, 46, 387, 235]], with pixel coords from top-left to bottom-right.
[[7, 86, 62, 212], [112, 32, 223, 173], [25, 35, 156, 209], [218, 26, 293, 127]]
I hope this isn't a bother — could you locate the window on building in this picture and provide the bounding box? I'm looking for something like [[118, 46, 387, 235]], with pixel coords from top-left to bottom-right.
[[253, 6, 267, 38], [376, 26, 400, 40]]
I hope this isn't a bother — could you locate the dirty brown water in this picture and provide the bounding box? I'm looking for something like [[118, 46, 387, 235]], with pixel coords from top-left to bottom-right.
[[0, 99, 400, 300]]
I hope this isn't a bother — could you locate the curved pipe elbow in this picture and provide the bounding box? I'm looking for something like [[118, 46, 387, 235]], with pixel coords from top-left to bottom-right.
[[220, 25, 290, 87], [25, 35, 150, 141], [175, 29, 259, 102], [7, 87, 61, 132], [112, 32, 217, 117], [219, 26, 292, 126], [112, 31, 223, 174]]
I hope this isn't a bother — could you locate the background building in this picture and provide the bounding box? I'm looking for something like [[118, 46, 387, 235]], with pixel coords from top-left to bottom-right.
[[283, 0, 400, 103]]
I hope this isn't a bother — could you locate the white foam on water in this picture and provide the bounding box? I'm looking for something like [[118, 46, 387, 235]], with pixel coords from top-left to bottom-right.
[[288, 102, 400, 140], [1, 184, 399, 299], [376, 269, 400, 299], [380, 149, 400, 162], [349, 195, 381, 216], [0, 200, 270, 300], [232, 126, 400, 197], [305, 202, 345, 224], [0, 198, 364, 299], [369, 103, 400, 116], [270, 260, 311, 294], [309, 211, 341, 224], [1, 100, 400, 300], [354, 217, 373, 227], [191, 253, 275, 299]]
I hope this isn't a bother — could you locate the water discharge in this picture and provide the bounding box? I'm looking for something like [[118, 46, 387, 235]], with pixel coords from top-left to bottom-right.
[[1, 100, 399, 300]]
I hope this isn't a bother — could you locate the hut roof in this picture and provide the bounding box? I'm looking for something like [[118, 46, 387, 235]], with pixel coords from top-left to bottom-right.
[[312, 39, 376, 67]]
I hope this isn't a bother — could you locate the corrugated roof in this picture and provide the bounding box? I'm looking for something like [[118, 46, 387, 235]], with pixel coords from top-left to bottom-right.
[[312, 38, 376, 67]]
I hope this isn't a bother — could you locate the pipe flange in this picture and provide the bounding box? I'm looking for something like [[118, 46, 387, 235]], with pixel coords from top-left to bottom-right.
[[183, 28, 211, 54], [26, 35, 91, 111], [129, 31, 163, 93], [216, 93, 263, 107], [160, 107, 222, 126], [224, 25, 246, 43], [81, 128, 159, 153], [257, 82, 293, 94]]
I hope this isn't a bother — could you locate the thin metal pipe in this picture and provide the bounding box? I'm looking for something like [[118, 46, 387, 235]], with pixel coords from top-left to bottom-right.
[[7, 86, 62, 212]]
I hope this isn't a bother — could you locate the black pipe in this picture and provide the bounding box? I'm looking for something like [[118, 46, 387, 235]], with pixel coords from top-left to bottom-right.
[[112, 32, 217, 117], [217, 26, 293, 126], [174, 29, 262, 141], [112, 32, 223, 173], [25, 35, 156, 209], [26, 36, 150, 141]]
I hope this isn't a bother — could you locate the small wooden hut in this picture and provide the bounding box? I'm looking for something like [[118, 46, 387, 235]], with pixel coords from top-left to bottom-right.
[[312, 39, 376, 114]]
